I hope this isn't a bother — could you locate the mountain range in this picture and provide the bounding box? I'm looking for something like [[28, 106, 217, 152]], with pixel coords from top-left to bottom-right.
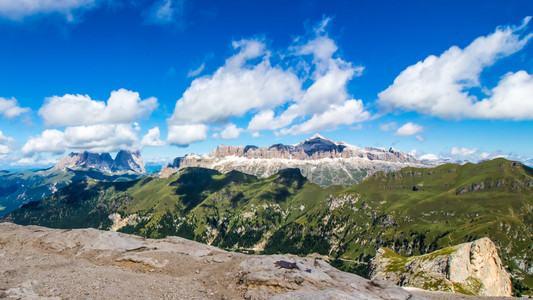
[[4, 157, 533, 296], [3, 135, 533, 296], [0, 150, 145, 217], [166, 134, 427, 187]]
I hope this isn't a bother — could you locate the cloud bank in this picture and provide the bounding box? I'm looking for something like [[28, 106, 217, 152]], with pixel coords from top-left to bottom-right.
[[168, 17, 370, 145]]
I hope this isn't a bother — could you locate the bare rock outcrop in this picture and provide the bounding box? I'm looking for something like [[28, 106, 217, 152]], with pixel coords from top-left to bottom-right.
[[1, 222, 491, 300], [368, 238, 512, 297]]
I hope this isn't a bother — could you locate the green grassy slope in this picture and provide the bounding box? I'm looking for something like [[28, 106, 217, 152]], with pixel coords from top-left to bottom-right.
[[0, 168, 143, 217], [3, 158, 533, 295]]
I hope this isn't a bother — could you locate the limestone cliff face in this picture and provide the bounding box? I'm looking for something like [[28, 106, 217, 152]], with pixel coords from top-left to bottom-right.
[[207, 135, 419, 162], [368, 238, 512, 297], [167, 134, 426, 187]]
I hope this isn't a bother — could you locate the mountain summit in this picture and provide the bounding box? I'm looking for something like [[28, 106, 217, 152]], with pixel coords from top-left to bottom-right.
[[54, 150, 145, 173], [169, 134, 426, 187]]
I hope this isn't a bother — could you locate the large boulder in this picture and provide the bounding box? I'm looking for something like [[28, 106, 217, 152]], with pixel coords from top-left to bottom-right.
[[368, 238, 512, 296]]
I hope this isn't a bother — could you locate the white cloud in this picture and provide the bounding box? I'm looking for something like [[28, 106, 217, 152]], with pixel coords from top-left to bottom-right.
[[471, 70, 533, 120], [0, 130, 16, 155], [169, 18, 371, 143], [167, 124, 208, 146], [279, 100, 369, 135], [187, 62, 205, 78], [220, 124, 243, 140], [419, 153, 440, 161], [0, 97, 30, 118], [0, 0, 98, 21], [141, 127, 165, 147], [39, 89, 158, 127], [169, 39, 302, 126], [409, 146, 517, 164], [395, 122, 424, 136], [379, 122, 397, 131], [415, 135, 425, 142], [251, 19, 368, 135], [450, 146, 479, 156], [378, 17, 533, 120], [11, 156, 59, 166], [247, 110, 296, 131], [22, 129, 66, 154], [22, 124, 141, 154], [63, 124, 139, 152]]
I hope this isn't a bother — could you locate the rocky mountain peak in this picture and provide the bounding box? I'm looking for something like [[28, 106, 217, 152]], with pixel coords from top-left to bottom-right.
[[295, 134, 346, 157], [53, 150, 145, 173], [113, 150, 145, 173]]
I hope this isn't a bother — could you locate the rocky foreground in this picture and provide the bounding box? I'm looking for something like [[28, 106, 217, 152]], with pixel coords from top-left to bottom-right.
[[0, 223, 513, 299]]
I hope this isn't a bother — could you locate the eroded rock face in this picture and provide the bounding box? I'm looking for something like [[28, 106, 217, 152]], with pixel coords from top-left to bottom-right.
[[0, 223, 431, 300], [368, 238, 512, 297], [168, 134, 427, 187]]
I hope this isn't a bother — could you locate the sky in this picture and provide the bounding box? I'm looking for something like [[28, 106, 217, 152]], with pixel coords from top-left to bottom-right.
[[0, 0, 532, 169]]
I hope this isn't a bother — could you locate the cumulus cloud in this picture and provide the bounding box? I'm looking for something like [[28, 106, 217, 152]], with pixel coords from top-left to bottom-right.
[[39, 89, 158, 127], [252, 18, 368, 135], [279, 100, 369, 135], [167, 124, 207, 146], [0, 0, 98, 21], [450, 146, 479, 157], [170, 18, 371, 143], [220, 124, 243, 140], [0, 130, 16, 156], [63, 124, 139, 152], [395, 122, 424, 136], [141, 127, 165, 147], [0, 97, 30, 118], [22, 129, 67, 154], [247, 110, 296, 131], [378, 17, 533, 120], [169, 39, 302, 126], [23, 89, 163, 157], [22, 124, 142, 154], [471, 70, 533, 119]]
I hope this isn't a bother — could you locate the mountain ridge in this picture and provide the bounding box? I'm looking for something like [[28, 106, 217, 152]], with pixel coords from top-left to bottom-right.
[[168, 134, 427, 187]]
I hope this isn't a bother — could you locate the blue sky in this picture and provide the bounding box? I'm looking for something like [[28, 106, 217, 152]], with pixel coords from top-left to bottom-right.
[[0, 0, 532, 169]]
